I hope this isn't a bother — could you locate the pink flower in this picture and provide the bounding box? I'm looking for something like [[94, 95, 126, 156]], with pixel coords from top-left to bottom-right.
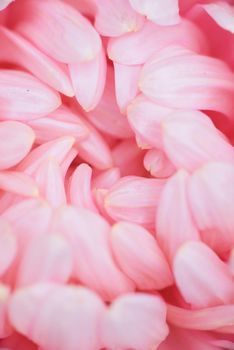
[[0, 0, 234, 349]]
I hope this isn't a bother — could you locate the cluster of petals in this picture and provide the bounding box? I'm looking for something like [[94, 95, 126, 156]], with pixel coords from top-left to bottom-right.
[[0, 0, 233, 349]]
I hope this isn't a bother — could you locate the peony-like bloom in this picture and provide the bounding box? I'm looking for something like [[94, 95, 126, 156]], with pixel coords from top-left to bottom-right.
[[0, 0, 233, 349]]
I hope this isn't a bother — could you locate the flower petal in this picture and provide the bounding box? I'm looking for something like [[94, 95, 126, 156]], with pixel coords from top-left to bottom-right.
[[202, 1, 234, 34]]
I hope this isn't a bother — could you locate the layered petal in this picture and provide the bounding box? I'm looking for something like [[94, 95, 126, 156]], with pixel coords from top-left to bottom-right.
[[16, 235, 73, 287], [139, 46, 234, 116], [105, 176, 165, 227], [8, 283, 106, 350], [0, 70, 61, 120], [110, 221, 173, 290], [0, 26, 74, 96], [0, 121, 35, 170], [93, 0, 144, 37], [188, 162, 234, 253], [101, 293, 169, 350], [161, 111, 234, 171], [14, 0, 101, 63], [69, 47, 106, 111], [173, 241, 234, 308], [156, 170, 200, 262], [129, 0, 180, 25], [52, 206, 135, 300], [108, 19, 209, 65]]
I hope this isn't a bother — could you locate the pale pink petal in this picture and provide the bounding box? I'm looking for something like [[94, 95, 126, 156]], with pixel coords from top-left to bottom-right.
[[0, 219, 16, 277], [173, 241, 234, 308], [188, 161, 234, 254], [16, 235, 73, 287], [86, 66, 133, 139], [2, 198, 52, 249], [52, 206, 135, 300], [0, 70, 61, 120], [0, 0, 13, 11], [228, 249, 234, 276], [144, 149, 176, 178], [0, 284, 11, 338], [162, 111, 234, 171], [0, 121, 35, 170], [156, 170, 200, 262], [202, 1, 234, 34], [167, 303, 234, 331], [127, 94, 173, 149], [18, 136, 75, 176], [93, 0, 144, 37], [34, 159, 66, 208], [64, 0, 96, 18], [112, 139, 147, 177], [105, 176, 165, 227], [0, 26, 74, 96], [8, 283, 106, 350], [14, 0, 101, 63], [101, 293, 169, 350], [113, 62, 141, 113], [0, 171, 39, 197], [108, 19, 209, 65], [69, 47, 106, 111], [68, 163, 98, 212], [139, 46, 234, 116], [129, 0, 180, 25], [92, 167, 121, 190], [60, 147, 78, 180], [110, 221, 173, 290]]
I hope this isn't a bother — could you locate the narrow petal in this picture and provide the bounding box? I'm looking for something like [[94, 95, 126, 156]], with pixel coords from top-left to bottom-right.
[[113, 62, 141, 113], [16, 235, 73, 287], [0, 219, 16, 277], [108, 19, 209, 65], [127, 94, 173, 149], [111, 221, 173, 290], [105, 176, 165, 227], [167, 303, 234, 331], [68, 163, 98, 212], [34, 159, 66, 208], [144, 149, 176, 178], [139, 46, 234, 116], [202, 1, 234, 34], [93, 0, 144, 37], [69, 47, 106, 111], [161, 111, 234, 171], [156, 170, 200, 262], [101, 293, 169, 350], [0, 26, 74, 96], [0, 70, 61, 120], [0, 171, 39, 197], [18, 136, 75, 176], [0, 284, 11, 338], [0, 121, 35, 170], [8, 283, 106, 350], [52, 206, 135, 300], [129, 0, 180, 25], [188, 161, 234, 253], [14, 0, 101, 63], [173, 241, 234, 308]]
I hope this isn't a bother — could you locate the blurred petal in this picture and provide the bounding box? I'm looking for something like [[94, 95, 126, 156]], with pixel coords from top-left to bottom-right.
[[0, 26, 74, 96], [101, 293, 169, 350], [173, 241, 234, 308], [69, 47, 106, 111], [108, 19, 209, 65], [0, 219, 16, 277], [188, 162, 234, 253], [0, 171, 38, 197], [111, 221, 173, 290], [0, 121, 35, 170], [94, 0, 144, 37], [9, 283, 106, 350], [202, 1, 234, 34], [129, 0, 180, 25], [156, 170, 200, 262], [0, 284, 11, 338], [0, 70, 61, 120], [14, 0, 101, 63]]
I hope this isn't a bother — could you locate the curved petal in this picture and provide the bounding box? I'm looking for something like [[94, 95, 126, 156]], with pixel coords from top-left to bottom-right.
[[144, 149, 176, 178], [202, 1, 234, 34]]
